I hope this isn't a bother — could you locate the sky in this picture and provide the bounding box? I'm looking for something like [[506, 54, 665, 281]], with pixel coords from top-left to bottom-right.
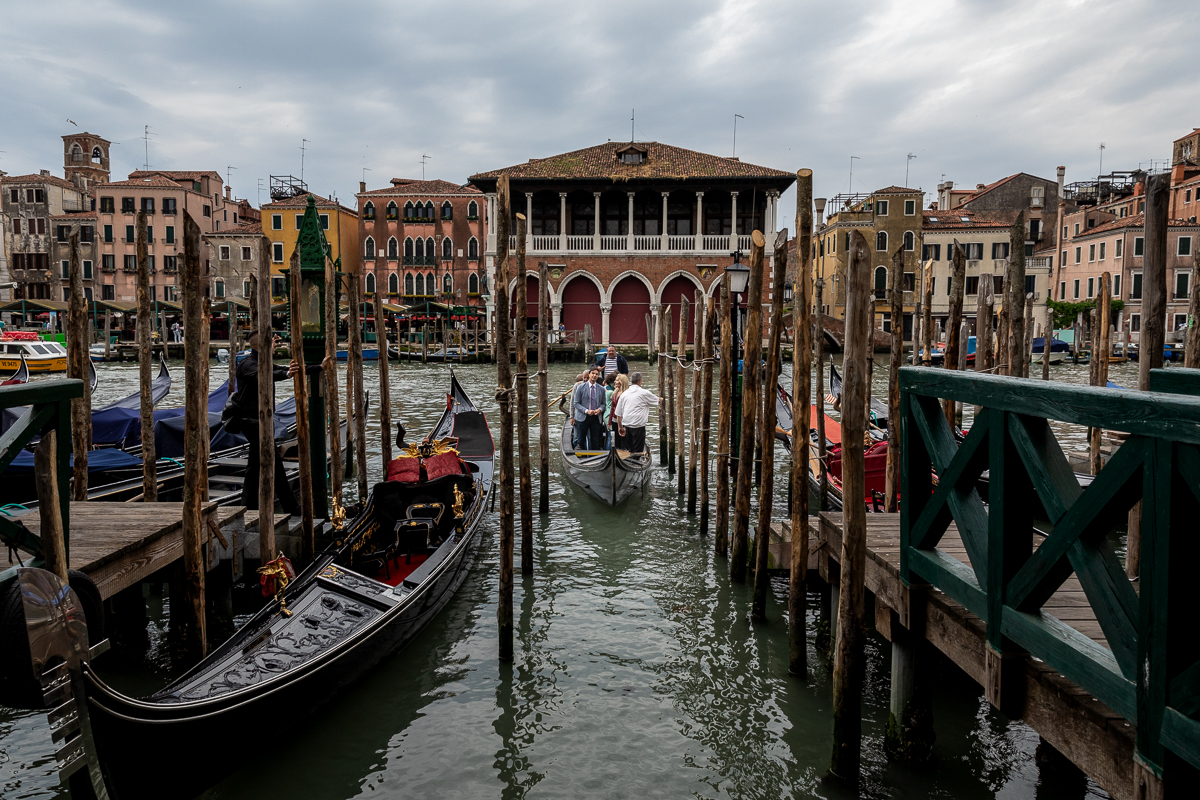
[[2, 0, 1197, 223]]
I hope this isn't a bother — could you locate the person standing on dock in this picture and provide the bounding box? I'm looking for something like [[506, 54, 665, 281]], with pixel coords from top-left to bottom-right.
[[613, 372, 659, 455], [594, 345, 629, 380], [233, 331, 332, 514]]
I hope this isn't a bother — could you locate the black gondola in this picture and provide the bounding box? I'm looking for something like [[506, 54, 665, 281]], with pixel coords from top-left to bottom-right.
[[559, 415, 651, 506], [8, 373, 493, 800], [0, 354, 30, 386], [828, 360, 889, 429]]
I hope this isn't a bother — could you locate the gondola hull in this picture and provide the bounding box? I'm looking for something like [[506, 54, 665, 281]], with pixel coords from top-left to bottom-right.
[[559, 417, 650, 505]]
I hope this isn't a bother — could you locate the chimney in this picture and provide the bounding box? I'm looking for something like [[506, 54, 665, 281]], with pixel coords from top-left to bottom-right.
[[976, 183, 985, 190], [359, 181, 366, 193], [814, 198, 827, 225], [1056, 166, 1065, 199], [40, 169, 50, 176], [225, 186, 232, 200]]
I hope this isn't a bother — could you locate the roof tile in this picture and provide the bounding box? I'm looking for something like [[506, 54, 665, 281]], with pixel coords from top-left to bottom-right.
[[359, 179, 481, 197], [469, 141, 793, 181]]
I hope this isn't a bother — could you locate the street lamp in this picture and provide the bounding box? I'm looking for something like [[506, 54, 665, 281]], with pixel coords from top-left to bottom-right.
[[725, 253, 751, 465]]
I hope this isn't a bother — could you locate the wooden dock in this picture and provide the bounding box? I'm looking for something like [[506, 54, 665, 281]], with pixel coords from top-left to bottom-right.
[[815, 512, 1135, 799]]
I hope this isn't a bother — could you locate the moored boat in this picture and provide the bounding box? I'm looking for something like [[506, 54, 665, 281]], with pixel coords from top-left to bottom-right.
[[0, 332, 67, 373], [0, 354, 30, 386], [560, 415, 651, 506]]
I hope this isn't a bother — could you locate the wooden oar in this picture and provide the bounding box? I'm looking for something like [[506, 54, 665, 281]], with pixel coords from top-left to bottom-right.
[[529, 387, 573, 423]]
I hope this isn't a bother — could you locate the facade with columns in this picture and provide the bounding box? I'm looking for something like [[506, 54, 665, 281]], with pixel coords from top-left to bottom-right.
[[468, 141, 795, 346]]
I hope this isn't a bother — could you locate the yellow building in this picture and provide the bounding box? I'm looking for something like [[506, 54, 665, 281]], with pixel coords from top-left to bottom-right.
[[261, 192, 360, 298]]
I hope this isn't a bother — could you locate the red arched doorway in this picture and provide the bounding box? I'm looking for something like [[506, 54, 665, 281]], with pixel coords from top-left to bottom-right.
[[609, 275, 650, 345], [660, 275, 701, 345], [560, 273, 602, 338], [509, 274, 541, 325]]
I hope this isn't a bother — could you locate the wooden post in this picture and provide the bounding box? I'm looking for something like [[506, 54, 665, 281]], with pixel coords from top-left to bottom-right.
[[34, 432, 68, 582], [1022, 293, 1035, 378], [134, 213, 157, 502], [1007, 213, 1027, 379], [699, 294, 716, 537], [66, 232, 90, 500], [344, 303, 355, 479], [752, 230, 788, 620], [1186, 254, 1200, 369], [514, 215, 533, 576], [676, 297, 688, 493], [975, 274, 993, 374], [815, 273, 828, 509], [731, 231, 766, 583], [646, 312, 654, 364], [349, 274, 367, 498], [829, 230, 871, 785], [374, 290, 393, 468], [921, 262, 934, 366], [1042, 303, 1053, 381], [227, 300, 238, 391], [885, 245, 904, 513], [181, 214, 207, 658], [422, 322, 428, 363], [996, 275, 1010, 374], [201, 295, 211, 501], [256, 238, 276, 563], [287, 253, 315, 561], [658, 306, 669, 466], [687, 290, 702, 513], [666, 307, 676, 476], [789, 170, 813, 673], [495, 176, 515, 661], [1129, 174, 1169, 580], [715, 276, 732, 556], [1089, 273, 1112, 475], [326, 257, 343, 505], [538, 260, 550, 516], [943, 240, 966, 426], [102, 303, 112, 362]]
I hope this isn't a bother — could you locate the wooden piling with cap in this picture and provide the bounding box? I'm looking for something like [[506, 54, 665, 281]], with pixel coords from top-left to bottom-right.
[[731, 231, 766, 582]]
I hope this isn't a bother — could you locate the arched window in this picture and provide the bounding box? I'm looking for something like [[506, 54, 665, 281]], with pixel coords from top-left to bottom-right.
[[405, 273, 414, 296], [468, 237, 478, 260], [469, 272, 479, 295], [387, 237, 398, 259], [903, 231, 915, 251], [91, 146, 103, 163], [365, 236, 375, 258], [442, 201, 452, 220], [468, 200, 478, 219], [415, 273, 425, 296], [403, 238, 413, 260], [415, 238, 425, 259], [425, 201, 435, 219], [426, 238, 435, 262], [442, 238, 453, 260], [874, 266, 887, 299], [363, 201, 375, 221], [389, 272, 399, 295], [402, 201, 413, 220], [70, 143, 83, 163], [427, 272, 435, 296], [365, 272, 376, 295], [443, 272, 453, 295], [386, 201, 398, 220], [876, 231, 888, 252]]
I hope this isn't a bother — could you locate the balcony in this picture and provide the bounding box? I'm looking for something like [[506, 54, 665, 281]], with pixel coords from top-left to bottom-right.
[[502, 233, 754, 255], [403, 255, 437, 266]]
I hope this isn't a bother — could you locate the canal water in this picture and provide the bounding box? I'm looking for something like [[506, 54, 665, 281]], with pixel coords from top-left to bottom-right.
[[0, 355, 1129, 799]]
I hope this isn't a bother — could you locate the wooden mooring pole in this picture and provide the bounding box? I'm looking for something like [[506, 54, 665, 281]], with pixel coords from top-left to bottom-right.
[[752, 229, 788, 621], [538, 260, 550, 516], [326, 257, 343, 505], [1022, 293, 1035, 378], [646, 312, 654, 364], [687, 290, 701, 514], [1007, 213, 1027, 379], [349, 275, 367, 497], [658, 306, 669, 467], [1042, 303, 1053, 381], [976, 274, 993, 374], [34, 432, 68, 582], [815, 271, 828, 510], [921, 261, 933, 367], [666, 307, 676, 476], [699, 294, 715, 537], [288, 254, 315, 561], [1089, 272, 1112, 475], [715, 276, 732, 556], [885, 244, 903, 513], [256, 238, 276, 563], [495, 177, 515, 661], [1186, 259, 1200, 369], [137, 212, 157, 502], [676, 297, 688, 495], [731, 231, 766, 583], [829, 230, 870, 785], [181, 214, 207, 658], [515, 216, 533, 576], [67, 232, 90, 500], [374, 289, 393, 469], [789, 170, 813, 673], [943, 240, 965, 426]]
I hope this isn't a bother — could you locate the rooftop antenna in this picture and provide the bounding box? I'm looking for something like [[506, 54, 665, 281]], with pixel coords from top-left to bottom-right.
[[849, 155, 860, 196], [257, 178, 264, 206], [631, 109, 635, 142], [1098, 142, 1106, 178], [141, 125, 157, 170], [300, 139, 309, 183], [420, 155, 431, 181], [906, 153, 916, 187], [362, 166, 371, 185], [733, 114, 744, 157], [226, 165, 236, 193]]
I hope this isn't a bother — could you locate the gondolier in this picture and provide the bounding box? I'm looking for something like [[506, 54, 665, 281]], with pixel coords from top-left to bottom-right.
[[233, 331, 331, 513], [612, 371, 659, 455]]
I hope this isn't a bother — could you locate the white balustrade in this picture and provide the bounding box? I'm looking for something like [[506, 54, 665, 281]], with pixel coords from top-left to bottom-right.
[[532, 235, 558, 251], [668, 235, 695, 251], [566, 235, 592, 251], [633, 236, 662, 251], [737, 234, 752, 252], [599, 235, 625, 251], [701, 235, 728, 251]]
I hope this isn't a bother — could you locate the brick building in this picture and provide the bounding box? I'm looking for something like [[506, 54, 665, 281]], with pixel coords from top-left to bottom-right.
[[2, 169, 91, 301], [468, 141, 794, 345], [354, 178, 485, 307], [262, 192, 359, 299], [204, 221, 265, 303]]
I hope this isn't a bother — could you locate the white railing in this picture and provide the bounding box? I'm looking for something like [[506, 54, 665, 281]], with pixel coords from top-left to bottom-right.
[[1029, 257, 1052, 270], [599, 235, 625, 251], [532, 235, 558, 251], [701, 235, 727, 251], [509, 235, 517, 250], [668, 235, 695, 251], [633, 236, 662, 251], [490, 232, 771, 254], [567, 235, 592, 250], [736, 234, 752, 251]]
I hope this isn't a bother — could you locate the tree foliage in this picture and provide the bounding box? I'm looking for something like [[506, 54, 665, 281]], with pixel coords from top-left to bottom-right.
[[1045, 298, 1125, 330]]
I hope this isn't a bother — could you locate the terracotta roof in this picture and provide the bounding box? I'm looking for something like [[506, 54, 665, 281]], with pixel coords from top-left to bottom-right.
[[873, 185, 923, 195], [922, 209, 1011, 230], [262, 192, 355, 214], [1173, 129, 1200, 142], [0, 173, 78, 190], [63, 132, 111, 144], [103, 176, 185, 189], [128, 169, 222, 182], [359, 179, 482, 197], [957, 172, 1054, 207], [469, 141, 794, 182], [205, 221, 262, 236]]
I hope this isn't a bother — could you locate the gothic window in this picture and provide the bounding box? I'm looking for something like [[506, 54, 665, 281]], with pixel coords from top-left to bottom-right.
[[404, 237, 414, 258], [425, 201, 435, 218], [364, 201, 375, 220], [365, 272, 376, 295], [468, 200, 479, 219], [469, 272, 479, 294], [389, 272, 399, 294], [415, 272, 425, 296], [365, 237, 375, 258], [876, 231, 888, 252], [427, 272, 435, 296], [425, 238, 435, 260], [405, 273, 414, 295], [387, 237, 398, 259], [403, 201, 413, 219], [442, 238, 453, 260], [442, 201, 452, 220], [415, 238, 425, 259], [468, 237, 478, 260], [443, 272, 453, 294]]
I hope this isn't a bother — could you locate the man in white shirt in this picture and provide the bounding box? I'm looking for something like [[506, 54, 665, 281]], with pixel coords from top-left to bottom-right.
[[613, 371, 660, 455]]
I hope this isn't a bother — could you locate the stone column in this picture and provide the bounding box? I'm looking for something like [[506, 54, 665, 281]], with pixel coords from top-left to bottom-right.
[[651, 302, 662, 349], [551, 302, 562, 334], [626, 192, 635, 251], [661, 192, 670, 251], [730, 191, 739, 252], [593, 192, 601, 252], [559, 192, 568, 251], [525, 192, 533, 251], [695, 191, 704, 252], [601, 302, 612, 346], [485, 193, 497, 254]]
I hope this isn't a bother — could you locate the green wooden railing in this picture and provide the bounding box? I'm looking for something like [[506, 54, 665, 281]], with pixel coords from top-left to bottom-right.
[[900, 366, 1200, 778], [0, 379, 82, 564]]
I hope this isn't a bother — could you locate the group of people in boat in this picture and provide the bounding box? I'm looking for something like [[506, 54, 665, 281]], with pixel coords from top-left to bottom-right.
[[565, 346, 659, 455]]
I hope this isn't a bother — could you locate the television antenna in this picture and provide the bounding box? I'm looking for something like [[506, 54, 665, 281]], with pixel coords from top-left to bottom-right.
[[226, 165, 236, 193], [362, 166, 371, 185], [257, 178, 265, 206], [1098, 142, 1106, 179], [300, 139, 309, 182], [733, 114, 744, 157], [906, 153, 917, 186], [849, 156, 860, 195], [420, 155, 431, 181], [141, 125, 157, 170]]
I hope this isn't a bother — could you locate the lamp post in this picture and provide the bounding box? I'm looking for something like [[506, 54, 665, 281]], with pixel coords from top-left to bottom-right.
[[725, 253, 751, 463]]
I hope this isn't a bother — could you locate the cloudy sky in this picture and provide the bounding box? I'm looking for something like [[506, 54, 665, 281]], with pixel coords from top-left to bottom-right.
[[2, 0, 1196, 220]]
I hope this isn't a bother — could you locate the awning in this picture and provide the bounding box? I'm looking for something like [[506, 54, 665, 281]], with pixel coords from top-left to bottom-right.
[[0, 299, 71, 313]]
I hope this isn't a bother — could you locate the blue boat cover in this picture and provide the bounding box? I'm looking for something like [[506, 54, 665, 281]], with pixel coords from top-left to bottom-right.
[[1031, 337, 1071, 354], [5, 447, 143, 474]]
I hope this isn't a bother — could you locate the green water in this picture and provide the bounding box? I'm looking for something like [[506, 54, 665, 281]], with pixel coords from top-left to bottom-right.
[[0, 359, 1118, 798]]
